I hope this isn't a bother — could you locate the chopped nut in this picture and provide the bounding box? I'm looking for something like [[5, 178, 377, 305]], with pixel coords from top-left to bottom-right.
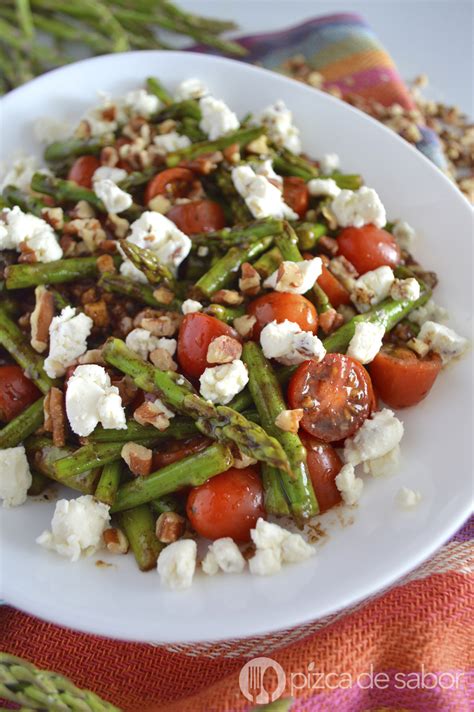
[[318, 308, 344, 334], [134, 400, 172, 431], [78, 348, 105, 366], [103, 527, 129, 554], [30, 285, 54, 353], [239, 262, 261, 296], [317, 235, 339, 257], [121, 442, 153, 476], [246, 135, 270, 155], [275, 409, 304, 433], [206, 335, 242, 364], [223, 143, 240, 163], [113, 375, 138, 405], [212, 289, 244, 306], [155, 512, 185, 544], [96, 254, 116, 274], [100, 146, 119, 167], [40, 206, 64, 231], [233, 314, 256, 338], [80, 287, 98, 305], [179, 152, 223, 176], [157, 118, 177, 134], [18, 241, 37, 263], [141, 314, 179, 337], [44, 387, 66, 447], [70, 200, 95, 219], [64, 217, 106, 253], [149, 347, 177, 371], [105, 213, 129, 239], [148, 194, 171, 212], [329, 256, 358, 291], [18, 312, 30, 328], [152, 286, 175, 305], [275, 262, 304, 291]]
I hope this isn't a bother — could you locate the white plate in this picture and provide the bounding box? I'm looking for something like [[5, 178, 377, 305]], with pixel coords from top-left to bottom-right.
[[0, 51, 472, 643]]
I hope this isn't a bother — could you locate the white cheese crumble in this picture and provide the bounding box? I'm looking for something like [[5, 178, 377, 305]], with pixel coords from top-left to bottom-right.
[[199, 95, 239, 140], [260, 319, 326, 366], [125, 328, 176, 361], [307, 178, 341, 199], [346, 321, 385, 364], [351, 265, 395, 313], [258, 100, 302, 154], [0, 206, 63, 263], [199, 359, 249, 405], [0, 155, 49, 193], [335, 463, 364, 505], [231, 165, 297, 220], [37, 495, 110, 562], [344, 409, 404, 466], [364, 445, 401, 477], [409, 299, 448, 327], [202, 538, 246, 575], [264, 257, 322, 294], [255, 159, 283, 185], [392, 220, 416, 250], [390, 277, 420, 302], [248, 518, 314, 576], [44, 306, 92, 378], [249, 548, 282, 576], [153, 131, 192, 154], [92, 166, 128, 185], [174, 78, 209, 101], [34, 116, 72, 143], [181, 299, 203, 315], [94, 179, 132, 214], [157, 539, 197, 590], [417, 321, 468, 364], [396, 487, 422, 509], [331, 186, 386, 228], [65, 364, 126, 437], [124, 89, 161, 117], [82, 93, 125, 137], [0, 445, 32, 508], [319, 152, 340, 174]]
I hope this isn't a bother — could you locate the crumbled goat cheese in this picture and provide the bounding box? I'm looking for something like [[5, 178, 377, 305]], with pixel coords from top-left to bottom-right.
[[37, 495, 110, 562], [251, 518, 290, 550], [259, 100, 302, 154], [335, 463, 364, 505], [255, 159, 283, 184], [307, 178, 341, 198], [390, 277, 420, 302], [65, 364, 126, 437], [0, 446, 32, 508], [417, 321, 468, 364], [264, 257, 322, 294], [0, 206, 63, 263], [351, 266, 395, 313], [409, 299, 448, 327], [331, 186, 386, 228], [153, 131, 192, 154], [199, 359, 249, 405], [199, 95, 239, 140], [157, 539, 197, 590], [392, 220, 416, 250], [231, 165, 297, 220], [248, 518, 314, 575], [202, 538, 246, 575], [280, 534, 315, 563], [92, 166, 128, 184], [175, 78, 209, 101], [0, 155, 49, 192], [201, 550, 219, 576], [346, 321, 385, 364], [364, 445, 401, 477], [249, 548, 282, 576], [260, 319, 326, 366], [34, 116, 72, 143], [125, 328, 176, 361], [124, 89, 161, 117], [344, 409, 404, 466], [181, 299, 203, 315], [94, 179, 132, 214], [396, 487, 422, 509], [319, 152, 340, 174], [82, 93, 125, 136], [44, 306, 92, 378]]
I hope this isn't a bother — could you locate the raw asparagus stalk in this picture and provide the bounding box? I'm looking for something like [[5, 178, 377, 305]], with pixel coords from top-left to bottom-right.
[[95, 461, 122, 506], [166, 127, 265, 166], [0, 397, 45, 449], [87, 417, 197, 443], [146, 76, 173, 106], [262, 465, 290, 517], [242, 341, 318, 522], [52, 436, 160, 479], [103, 338, 290, 471], [25, 436, 100, 494], [119, 240, 177, 289], [0, 305, 55, 394], [111, 442, 233, 512], [118, 505, 163, 571], [191, 218, 284, 248], [98, 272, 181, 311], [44, 137, 107, 163], [6, 256, 120, 289]]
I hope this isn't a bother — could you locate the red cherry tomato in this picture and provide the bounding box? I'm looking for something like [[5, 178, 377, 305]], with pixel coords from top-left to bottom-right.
[[144, 167, 196, 205], [186, 466, 265, 542], [247, 292, 318, 339], [288, 353, 375, 442], [337, 225, 401, 274], [0, 365, 41, 423], [67, 156, 101, 189], [177, 313, 237, 379], [283, 177, 309, 219], [166, 200, 226, 235], [369, 344, 442, 409], [300, 433, 343, 513], [317, 255, 351, 308], [152, 436, 211, 470]]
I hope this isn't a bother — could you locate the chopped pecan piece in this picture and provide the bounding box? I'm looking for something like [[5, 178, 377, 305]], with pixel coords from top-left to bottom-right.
[[274, 262, 304, 291], [105, 213, 129, 239], [113, 375, 138, 405], [100, 146, 119, 167], [103, 528, 129, 554], [18, 242, 37, 263], [155, 512, 186, 544], [30, 285, 54, 353], [233, 314, 256, 338], [84, 299, 109, 328], [179, 151, 223, 176], [44, 387, 66, 447], [149, 347, 177, 371], [239, 262, 261, 296], [140, 314, 180, 337], [78, 348, 105, 366], [69, 200, 95, 219], [318, 308, 344, 335], [134, 400, 173, 431], [96, 254, 116, 274], [223, 143, 240, 164], [152, 286, 175, 305], [80, 287, 98, 305], [275, 409, 304, 433], [317, 235, 339, 257], [40, 206, 64, 231], [121, 442, 153, 477], [212, 289, 244, 306], [206, 335, 242, 364]]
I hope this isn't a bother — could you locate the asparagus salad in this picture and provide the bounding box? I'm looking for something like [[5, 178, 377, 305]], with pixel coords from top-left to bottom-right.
[[0, 77, 468, 590]]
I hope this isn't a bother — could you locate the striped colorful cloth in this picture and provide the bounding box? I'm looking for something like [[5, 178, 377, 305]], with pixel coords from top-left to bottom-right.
[[1, 12, 471, 712]]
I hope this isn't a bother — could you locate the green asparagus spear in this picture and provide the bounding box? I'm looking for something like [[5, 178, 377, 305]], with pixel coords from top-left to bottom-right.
[[272, 148, 319, 181], [146, 76, 173, 106], [119, 240, 177, 289], [228, 365, 296, 413], [0, 397, 45, 449], [204, 303, 246, 323], [150, 493, 183, 515], [88, 416, 197, 443], [195, 236, 273, 298], [179, 117, 207, 142], [295, 222, 327, 251], [119, 505, 162, 570], [262, 465, 290, 516], [103, 338, 290, 471], [44, 137, 107, 163], [252, 246, 283, 278], [2, 185, 47, 216], [155, 98, 201, 122], [111, 442, 233, 512], [0, 305, 55, 394], [52, 437, 160, 479], [31, 172, 103, 209], [274, 222, 302, 262], [213, 166, 252, 223], [25, 436, 100, 494], [166, 127, 265, 166], [117, 167, 157, 191], [329, 172, 363, 190], [98, 272, 181, 311], [242, 341, 318, 522], [95, 461, 122, 506], [191, 218, 284, 248], [28, 470, 50, 497], [312, 282, 332, 313], [6, 256, 120, 290]]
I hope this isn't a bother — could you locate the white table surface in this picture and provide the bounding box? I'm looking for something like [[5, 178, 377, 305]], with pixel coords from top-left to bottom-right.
[[178, 0, 473, 114]]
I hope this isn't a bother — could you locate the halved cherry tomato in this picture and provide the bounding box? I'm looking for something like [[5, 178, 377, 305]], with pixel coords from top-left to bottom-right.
[[0, 365, 41, 422], [177, 313, 237, 379], [337, 225, 401, 274], [186, 466, 265, 542], [283, 177, 309, 219], [300, 433, 343, 513], [144, 167, 195, 205], [67, 156, 101, 189], [288, 353, 374, 442], [247, 292, 318, 339], [369, 344, 442, 409], [152, 436, 211, 470], [166, 199, 226, 234], [317, 255, 351, 308]]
